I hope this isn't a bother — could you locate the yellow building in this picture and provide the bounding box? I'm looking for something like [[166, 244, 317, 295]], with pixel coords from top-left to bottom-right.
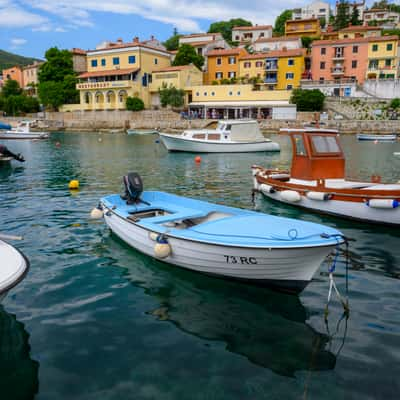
[[187, 84, 295, 120], [338, 25, 381, 40], [149, 64, 203, 107], [366, 35, 399, 79], [72, 38, 171, 110], [205, 48, 248, 84], [239, 49, 305, 90], [285, 18, 321, 38]]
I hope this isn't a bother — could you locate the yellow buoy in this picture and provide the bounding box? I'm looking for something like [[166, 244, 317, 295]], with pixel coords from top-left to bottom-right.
[[69, 180, 80, 190]]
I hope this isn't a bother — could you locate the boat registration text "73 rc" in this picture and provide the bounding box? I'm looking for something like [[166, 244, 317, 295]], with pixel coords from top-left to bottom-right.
[[224, 255, 258, 264]]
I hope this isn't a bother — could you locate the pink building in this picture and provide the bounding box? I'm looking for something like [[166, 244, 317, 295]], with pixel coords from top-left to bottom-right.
[[310, 37, 369, 84]]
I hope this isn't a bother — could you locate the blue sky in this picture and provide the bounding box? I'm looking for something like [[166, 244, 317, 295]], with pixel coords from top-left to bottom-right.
[[1, 0, 376, 59]]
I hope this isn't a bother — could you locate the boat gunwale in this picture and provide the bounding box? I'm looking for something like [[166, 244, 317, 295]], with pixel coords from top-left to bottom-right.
[[159, 132, 271, 145]]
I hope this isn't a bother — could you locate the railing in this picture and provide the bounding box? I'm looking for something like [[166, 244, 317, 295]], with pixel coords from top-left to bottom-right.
[[264, 78, 278, 83], [76, 80, 134, 90], [301, 79, 356, 85], [331, 68, 345, 74]]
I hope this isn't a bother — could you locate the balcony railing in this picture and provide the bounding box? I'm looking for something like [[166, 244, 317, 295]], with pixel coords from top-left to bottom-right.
[[331, 67, 345, 75], [76, 80, 134, 90], [264, 77, 278, 83]]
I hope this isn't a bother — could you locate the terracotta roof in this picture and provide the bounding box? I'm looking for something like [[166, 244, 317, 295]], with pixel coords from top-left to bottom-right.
[[152, 65, 198, 73], [78, 68, 139, 78], [180, 33, 220, 39], [183, 40, 215, 47], [240, 48, 305, 60], [254, 35, 300, 43], [87, 41, 171, 55], [206, 48, 247, 57], [71, 48, 87, 55], [233, 25, 272, 31], [340, 25, 382, 32]]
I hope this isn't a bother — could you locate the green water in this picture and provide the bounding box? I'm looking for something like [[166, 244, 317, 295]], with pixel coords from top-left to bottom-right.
[[1, 132, 400, 400]]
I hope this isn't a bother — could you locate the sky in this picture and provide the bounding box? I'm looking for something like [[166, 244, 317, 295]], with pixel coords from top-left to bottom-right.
[[0, 0, 377, 59]]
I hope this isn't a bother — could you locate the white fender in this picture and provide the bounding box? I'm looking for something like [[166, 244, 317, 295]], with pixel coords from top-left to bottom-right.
[[280, 190, 301, 202], [366, 199, 399, 209], [260, 184, 275, 194], [154, 235, 171, 258], [306, 191, 332, 201], [90, 207, 104, 219]]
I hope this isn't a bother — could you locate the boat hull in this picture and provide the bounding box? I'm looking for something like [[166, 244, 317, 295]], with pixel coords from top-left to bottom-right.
[[103, 208, 335, 293], [0, 132, 49, 139], [357, 134, 397, 141], [159, 134, 280, 153]]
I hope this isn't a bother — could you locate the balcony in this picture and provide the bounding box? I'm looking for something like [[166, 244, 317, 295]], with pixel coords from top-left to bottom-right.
[[264, 77, 278, 84], [76, 80, 134, 90], [331, 67, 345, 75], [332, 55, 345, 61]]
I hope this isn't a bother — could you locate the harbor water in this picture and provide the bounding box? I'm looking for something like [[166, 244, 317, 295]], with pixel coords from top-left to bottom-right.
[[1, 132, 400, 400]]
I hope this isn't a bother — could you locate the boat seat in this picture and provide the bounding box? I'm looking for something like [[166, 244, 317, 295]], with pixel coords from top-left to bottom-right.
[[138, 207, 208, 225]]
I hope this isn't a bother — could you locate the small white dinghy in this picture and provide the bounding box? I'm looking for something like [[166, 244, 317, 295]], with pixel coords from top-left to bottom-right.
[[0, 121, 49, 140], [92, 173, 345, 293], [159, 120, 280, 153], [0, 239, 30, 302]]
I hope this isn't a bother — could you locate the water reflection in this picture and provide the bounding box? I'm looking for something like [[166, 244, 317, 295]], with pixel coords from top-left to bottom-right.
[[104, 235, 337, 377], [0, 307, 39, 400]]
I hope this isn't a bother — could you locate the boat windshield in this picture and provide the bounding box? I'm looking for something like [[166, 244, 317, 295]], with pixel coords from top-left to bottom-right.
[[311, 135, 340, 154]]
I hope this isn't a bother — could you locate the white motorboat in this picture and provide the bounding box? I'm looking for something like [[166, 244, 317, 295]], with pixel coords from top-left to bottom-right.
[[252, 127, 400, 226], [93, 173, 345, 293], [159, 120, 280, 153], [0, 121, 49, 139], [0, 239, 30, 302], [356, 133, 397, 141]]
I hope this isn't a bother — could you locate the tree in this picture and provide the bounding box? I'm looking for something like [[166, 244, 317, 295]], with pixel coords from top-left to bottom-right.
[[274, 10, 293, 36], [158, 83, 185, 108], [2, 79, 22, 97], [208, 18, 252, 43], [126, 96, 145, 111], [334, 0, 350, 30], [173, 44, 204, 70], [389, 98, 400, 109], [319, 17, 326, 29], [290, 89, 325, 111], [38, 47, 79, 110], [163, 28, 181, 51], [350, 6, 362, 26], [301, 36, 315, 49]]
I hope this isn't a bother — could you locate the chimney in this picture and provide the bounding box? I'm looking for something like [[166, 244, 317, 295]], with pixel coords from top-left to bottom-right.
[[133, 36, 139, 43], [117, 38, 123, 44], [150, 35, 155, 40]]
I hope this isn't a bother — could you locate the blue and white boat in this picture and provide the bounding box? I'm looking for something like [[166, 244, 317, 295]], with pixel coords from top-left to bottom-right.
[[94, 174, 344, 293]]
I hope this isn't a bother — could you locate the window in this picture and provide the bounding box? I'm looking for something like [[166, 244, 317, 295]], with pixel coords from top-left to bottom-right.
[[320, 61, 325, 69], [228, 91, 233, 96], [228, 57, 236, 64], [311, 136, 340, 154], [228, 71, 236, 78], [387, 43, 393, 51], [255, 61, 263, 67], [385, 59, 391, 67], [237, 91, 241, 95], [216, 58, 222, 65], [287, 84, 293, 90], [235, 35, 240, 40], [154, 58, 158, 65], [128, 55, 136, 64], [203, 92, 207, 96], [319, 8, 326, 12], [352, 46, 358, 54], [352, 60, 357, 68], [244, 62, 251, 68], [215, 72, 223, 79], [286, 73, 294, 79], [294, 135, 307, 156], [321, 48, 326, 55], [372, 44, 378, 52], [195, 92, 200, 96], [288, 59, 295, 66], [101, 59, 106, 66], [91, 59, 98, 67], [319, 77, 325, 82], [211, 92, 215, 96], [113, 57, 120, 65]]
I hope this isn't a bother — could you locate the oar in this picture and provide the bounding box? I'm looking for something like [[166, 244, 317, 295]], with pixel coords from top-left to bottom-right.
[[0, 233, 23, 241]]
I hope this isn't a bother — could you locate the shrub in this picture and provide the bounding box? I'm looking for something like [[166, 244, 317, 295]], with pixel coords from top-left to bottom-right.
[[126, 96, 145, 111], [290, 89, 325, 111], [390, 98, 400, 109]]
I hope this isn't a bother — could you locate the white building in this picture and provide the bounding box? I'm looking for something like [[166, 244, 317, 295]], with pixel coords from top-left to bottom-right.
[[178, 33, 229, 57], [252, 36, 302, 53], [292, 1, 330, 22], [363, 9, 400, 26], [231, 25, 272, 44]]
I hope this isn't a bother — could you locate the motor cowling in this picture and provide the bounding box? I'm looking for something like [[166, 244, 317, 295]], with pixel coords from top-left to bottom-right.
[[122, 172, 143, 204]]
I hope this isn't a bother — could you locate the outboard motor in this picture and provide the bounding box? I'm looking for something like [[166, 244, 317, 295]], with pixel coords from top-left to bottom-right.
[[0, 144, 25, 162], [122, 172, 143, 204]]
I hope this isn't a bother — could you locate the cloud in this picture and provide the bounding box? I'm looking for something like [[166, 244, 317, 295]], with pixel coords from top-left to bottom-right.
[[0, 1, 48, 27], [22, 0, 303, 32], [10, 37, 27, 48]]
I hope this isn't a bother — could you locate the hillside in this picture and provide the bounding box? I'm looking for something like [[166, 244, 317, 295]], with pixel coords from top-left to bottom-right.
[[0, 49, 42, 71]]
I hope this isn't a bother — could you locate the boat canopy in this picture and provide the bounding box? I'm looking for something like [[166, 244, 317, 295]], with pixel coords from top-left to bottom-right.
[[280, 128, 345, 181], [0, 122, 12, 130], [228, 121, 265, 142]]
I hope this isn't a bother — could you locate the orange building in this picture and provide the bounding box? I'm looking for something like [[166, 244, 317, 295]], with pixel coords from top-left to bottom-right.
[[2, 65, 24, 88], [205, 48, 248, 84], [285, 18, 321, 38]]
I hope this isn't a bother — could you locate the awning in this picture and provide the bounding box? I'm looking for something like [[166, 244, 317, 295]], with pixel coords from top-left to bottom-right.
[[189, 101, 292, 107], [78, 68, 139, 79]]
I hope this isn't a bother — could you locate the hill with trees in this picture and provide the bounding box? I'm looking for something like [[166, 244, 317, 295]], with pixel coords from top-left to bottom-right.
[[0, 49, 41, 71]]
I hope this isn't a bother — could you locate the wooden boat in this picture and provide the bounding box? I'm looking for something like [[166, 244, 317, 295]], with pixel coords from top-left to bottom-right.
[[93, 173, 344, 293], [127, 128, 159, 135], [356, 133, 397, 141], [0, 121, 49, 139], [159, 120, 280, 153], [0, 239, 30, 303], [252, 127, 400, 226]]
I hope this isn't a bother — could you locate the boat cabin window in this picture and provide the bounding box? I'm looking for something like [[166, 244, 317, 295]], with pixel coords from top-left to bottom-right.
[[207, 133, 220, 140], [294, 134, 307, 156], [193, 133, 206, 139], [225, 124, 232, 131], [311, 135, 340, 154]]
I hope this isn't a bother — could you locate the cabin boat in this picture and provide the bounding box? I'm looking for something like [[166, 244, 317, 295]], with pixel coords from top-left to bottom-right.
[[94, 173, 345, 294], [252, 128, 400, 226], [159, 120, 280, 153], [0, 121, 49, 139], [0, 239, 30, 303], [356, 133, 397, 141]]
